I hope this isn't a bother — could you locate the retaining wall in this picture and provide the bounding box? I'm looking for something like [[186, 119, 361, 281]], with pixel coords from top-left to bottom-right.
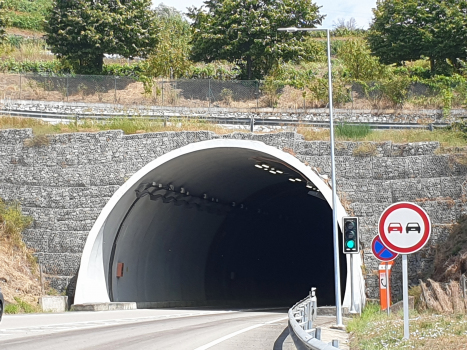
[[0, 128, 465, 301]]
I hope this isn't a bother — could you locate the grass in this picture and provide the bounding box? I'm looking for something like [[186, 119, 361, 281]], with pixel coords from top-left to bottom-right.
[[0, 115, 246, 136], [297, 126, 467, 147], [4, 297, 41, 314], [0, 40, 53, 62], [336, 123, 372, 139], [347, 304, 467, 350], [1, 115, 467, 149]]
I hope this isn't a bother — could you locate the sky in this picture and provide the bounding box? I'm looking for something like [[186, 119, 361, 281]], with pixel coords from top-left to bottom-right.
[[153, 0, 377, 29]]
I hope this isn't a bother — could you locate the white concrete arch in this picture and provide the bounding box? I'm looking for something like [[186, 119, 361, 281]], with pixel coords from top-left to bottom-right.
[[75, 139, 365, 311]]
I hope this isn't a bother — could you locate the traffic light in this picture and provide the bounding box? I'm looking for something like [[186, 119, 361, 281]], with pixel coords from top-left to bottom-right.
[[343, 217, 359, 254]]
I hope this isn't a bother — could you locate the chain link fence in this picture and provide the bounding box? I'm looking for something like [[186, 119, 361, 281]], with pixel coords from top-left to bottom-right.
[[0, 73, 466, 112], [0, 74, 261, 110]]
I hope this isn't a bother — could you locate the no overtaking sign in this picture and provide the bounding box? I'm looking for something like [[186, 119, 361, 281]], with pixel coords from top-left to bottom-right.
[[378, 202, 431, 254], [378, 202, 431, 340]]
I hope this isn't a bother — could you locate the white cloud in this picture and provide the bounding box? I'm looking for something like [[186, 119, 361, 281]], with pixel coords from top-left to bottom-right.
[[154, 0, 377, 28]]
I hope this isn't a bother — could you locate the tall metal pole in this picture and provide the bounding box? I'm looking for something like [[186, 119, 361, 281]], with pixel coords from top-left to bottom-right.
[[327, 29, 343, 327]]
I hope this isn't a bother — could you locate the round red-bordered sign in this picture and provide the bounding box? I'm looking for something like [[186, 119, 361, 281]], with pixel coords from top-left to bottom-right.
[[378, 202, 431, 254]]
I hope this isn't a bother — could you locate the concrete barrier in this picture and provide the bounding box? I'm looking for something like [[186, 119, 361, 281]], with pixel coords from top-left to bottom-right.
[[39, 296, 68, 312]]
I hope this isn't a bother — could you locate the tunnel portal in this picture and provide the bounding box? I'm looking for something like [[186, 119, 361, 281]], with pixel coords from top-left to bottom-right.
[[75, 140, 355, 308]]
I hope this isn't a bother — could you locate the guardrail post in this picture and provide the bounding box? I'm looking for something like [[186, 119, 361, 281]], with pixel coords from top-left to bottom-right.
[[315, 327, 321, 340]]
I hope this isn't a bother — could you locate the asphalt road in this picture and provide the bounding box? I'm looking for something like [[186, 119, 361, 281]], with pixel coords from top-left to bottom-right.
[[0, 308, 297, 350]]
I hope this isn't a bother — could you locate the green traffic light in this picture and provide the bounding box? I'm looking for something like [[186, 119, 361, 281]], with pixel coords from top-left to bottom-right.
[[346, 240, 355, 249]]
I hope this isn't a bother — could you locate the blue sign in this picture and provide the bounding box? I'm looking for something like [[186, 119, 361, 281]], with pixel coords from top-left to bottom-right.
[[372, 235, 398, 262]]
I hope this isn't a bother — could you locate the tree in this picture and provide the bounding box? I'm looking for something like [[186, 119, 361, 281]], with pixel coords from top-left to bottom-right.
[[336, 38, 387, 81], [333, 17, 358, 31], [145, 4, 192, 78], [45, 0, 159, 73], [368, 0, 467, 74], [0, 1, 7, 44], [188, 0, 324, 79]]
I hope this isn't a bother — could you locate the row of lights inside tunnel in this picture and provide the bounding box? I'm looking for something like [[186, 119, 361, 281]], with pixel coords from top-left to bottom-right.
[[143, 182, 299, 220], [254, 163, 320, 192]]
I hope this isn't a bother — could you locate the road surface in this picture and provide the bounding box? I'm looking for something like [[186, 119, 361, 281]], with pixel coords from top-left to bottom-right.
[[0, 307, 297, 349]]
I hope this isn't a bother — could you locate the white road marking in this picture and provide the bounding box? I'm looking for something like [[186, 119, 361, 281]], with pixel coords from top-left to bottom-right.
[[193, 316, 288, 350]]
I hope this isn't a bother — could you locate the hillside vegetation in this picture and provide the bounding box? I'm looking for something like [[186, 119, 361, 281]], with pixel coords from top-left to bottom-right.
[[3, 0, 52, 31], [0, 198, 42, 306]]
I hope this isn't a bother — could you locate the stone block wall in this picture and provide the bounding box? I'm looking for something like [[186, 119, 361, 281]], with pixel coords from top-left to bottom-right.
[[0, 128, 466, 301]]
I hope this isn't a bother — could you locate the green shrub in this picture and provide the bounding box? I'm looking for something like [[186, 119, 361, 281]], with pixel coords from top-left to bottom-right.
[[4, 0, 52, 31], [336, 123, 372, 139]]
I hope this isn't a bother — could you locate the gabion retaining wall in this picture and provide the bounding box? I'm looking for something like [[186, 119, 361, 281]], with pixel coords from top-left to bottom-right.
[[0, 128, 465, 301]]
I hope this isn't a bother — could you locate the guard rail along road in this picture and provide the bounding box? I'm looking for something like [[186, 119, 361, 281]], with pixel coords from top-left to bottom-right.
[[288, 288, 340, 350]]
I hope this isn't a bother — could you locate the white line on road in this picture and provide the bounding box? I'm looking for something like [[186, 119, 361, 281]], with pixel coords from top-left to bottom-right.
[[193, 316, 288, 350]]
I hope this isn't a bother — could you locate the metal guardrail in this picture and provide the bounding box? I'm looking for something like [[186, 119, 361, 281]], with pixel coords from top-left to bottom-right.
[[288, 288, 340, 350], [0, 109, 451, 131]]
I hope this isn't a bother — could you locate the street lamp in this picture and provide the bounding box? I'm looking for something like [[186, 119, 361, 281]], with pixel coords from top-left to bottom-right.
[[277, 27, 344, 328]]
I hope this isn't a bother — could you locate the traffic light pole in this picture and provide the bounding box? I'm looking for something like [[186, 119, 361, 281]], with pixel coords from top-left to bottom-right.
[[350, 254, 356, 313]]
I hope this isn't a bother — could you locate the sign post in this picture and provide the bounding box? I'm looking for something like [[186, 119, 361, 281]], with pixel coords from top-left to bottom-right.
[[378, 202, 431, 340]]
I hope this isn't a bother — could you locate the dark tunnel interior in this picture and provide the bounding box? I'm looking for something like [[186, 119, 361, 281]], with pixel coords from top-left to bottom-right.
[[107, 147, 347, 307], [205, 183, 346, 306]]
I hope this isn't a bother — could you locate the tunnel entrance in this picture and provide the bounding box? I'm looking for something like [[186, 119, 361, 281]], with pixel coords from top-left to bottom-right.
[[75, 139, 360, 309], [205, 184, 344, 306]]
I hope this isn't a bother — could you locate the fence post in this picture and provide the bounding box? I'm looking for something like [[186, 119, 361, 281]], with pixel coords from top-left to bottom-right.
[[161, 81, 164, 106], [208, 79, 211, 109], [114, 76, 117, 104], [256, 81, 259, 111], [66, 76, 69, 102], [19, 73, 22, 99]]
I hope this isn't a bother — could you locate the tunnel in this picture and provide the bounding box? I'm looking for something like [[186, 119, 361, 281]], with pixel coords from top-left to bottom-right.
[[75, 139, 365, 309]]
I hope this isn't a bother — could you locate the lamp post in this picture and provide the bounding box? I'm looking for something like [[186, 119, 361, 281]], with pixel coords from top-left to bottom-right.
[[277, 27, 344, 328]]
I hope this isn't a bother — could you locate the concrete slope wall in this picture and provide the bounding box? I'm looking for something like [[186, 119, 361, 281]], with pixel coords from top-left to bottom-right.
[[0, 128, 465, 300]]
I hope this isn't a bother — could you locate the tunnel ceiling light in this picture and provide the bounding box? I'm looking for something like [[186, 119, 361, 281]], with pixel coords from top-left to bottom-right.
[[269, 168, 277, 174], [289, 178, 296, 182], [295, 178, 302, 182], [261, 164, 270, 168], [255, 164, 263, 169], [276, 169, 284, 174]]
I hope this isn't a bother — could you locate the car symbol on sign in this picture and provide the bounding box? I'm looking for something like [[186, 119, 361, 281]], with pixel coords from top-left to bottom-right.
[[387, 222, 403, 233], [406, 222, 421, 233]]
